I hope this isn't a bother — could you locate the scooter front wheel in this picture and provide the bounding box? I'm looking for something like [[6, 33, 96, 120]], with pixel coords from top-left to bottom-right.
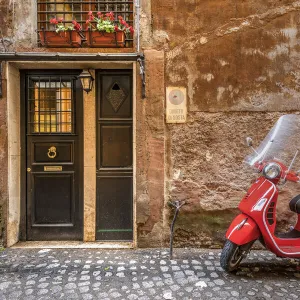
[[220, 239, 253, 272]]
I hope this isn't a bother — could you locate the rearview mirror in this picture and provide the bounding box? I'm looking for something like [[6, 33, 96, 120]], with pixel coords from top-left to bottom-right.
[[246, 137, 253, 147]]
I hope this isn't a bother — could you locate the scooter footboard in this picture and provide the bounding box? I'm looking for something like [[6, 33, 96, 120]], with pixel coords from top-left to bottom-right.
[[226, 214, 261, 245]]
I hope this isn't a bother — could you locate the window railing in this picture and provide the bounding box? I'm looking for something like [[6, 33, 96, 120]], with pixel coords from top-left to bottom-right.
[[37, 0, 134, 48], [27, 76, 75, 134]]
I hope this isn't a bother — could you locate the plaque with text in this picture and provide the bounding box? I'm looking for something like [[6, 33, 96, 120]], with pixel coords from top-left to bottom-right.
[[166, 87, 187, 123]]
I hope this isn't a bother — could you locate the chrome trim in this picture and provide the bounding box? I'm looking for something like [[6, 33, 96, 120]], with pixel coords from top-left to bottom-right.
[[237, 218, 248, 230], [262, 162, 281, 179]]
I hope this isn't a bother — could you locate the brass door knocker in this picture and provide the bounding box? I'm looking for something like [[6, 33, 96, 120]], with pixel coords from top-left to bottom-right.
[[47, 146, 57, 159]]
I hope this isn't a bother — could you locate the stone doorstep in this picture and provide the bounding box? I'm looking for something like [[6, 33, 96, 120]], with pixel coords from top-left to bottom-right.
[[11, 241, 133, 249]]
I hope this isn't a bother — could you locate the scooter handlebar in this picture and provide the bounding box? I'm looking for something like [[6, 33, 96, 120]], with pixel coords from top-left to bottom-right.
[[285, 170, 300, 183], [253, 161, 300, 183]]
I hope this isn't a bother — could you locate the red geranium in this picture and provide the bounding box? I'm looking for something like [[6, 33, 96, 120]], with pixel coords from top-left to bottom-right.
[[72, 20, 81, 31], [105, 12, 114, 21], [50, 18, 58, 25], [49, 17, 82, 33], [84, 11, 133, 36]]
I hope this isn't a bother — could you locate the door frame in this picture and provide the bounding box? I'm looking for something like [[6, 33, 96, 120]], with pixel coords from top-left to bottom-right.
[[20, 69, 84, 241]]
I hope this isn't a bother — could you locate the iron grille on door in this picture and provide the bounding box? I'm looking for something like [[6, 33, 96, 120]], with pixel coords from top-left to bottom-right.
[[27, 76, 75, 134], [37, 0, 134, 46]]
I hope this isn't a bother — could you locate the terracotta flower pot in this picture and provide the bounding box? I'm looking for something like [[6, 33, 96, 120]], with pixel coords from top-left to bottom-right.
[[39, 30, 82, 48], [85, 31, 125, 48]]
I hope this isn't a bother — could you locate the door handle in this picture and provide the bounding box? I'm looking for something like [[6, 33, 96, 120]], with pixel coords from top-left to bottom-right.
[[27, 168, 31, 173], [48, 146, 57, 159]]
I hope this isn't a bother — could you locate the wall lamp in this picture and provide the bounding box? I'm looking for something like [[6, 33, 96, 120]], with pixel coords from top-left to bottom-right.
[[78, 69, 94, 94]]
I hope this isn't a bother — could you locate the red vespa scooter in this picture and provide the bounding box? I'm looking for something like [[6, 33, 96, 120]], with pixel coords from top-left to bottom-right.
[[221, 114, 300, 272]]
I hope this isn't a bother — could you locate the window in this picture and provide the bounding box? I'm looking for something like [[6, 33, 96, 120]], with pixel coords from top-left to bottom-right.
[[37, 0, 134, 46], [27, 76, 75, 134]]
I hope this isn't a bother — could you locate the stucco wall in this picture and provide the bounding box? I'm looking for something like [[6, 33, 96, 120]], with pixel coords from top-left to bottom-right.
[[1, 0, 300, 247], [149, 0, 300, 247]]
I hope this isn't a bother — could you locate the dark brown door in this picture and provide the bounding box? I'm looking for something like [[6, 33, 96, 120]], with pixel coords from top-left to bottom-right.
[[25, 71, 83, 240], [96, 70, 133, 241]]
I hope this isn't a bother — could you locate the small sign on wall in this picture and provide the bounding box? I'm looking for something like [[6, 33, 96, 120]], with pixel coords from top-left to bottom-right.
[[166, 87, 187, 123]]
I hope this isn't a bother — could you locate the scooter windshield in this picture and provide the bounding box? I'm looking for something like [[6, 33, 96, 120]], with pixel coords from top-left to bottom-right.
[[245, 114, 300, 169]]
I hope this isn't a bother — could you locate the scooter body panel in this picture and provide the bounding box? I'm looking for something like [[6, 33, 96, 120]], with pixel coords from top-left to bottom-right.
[[234, 176, 300, 258], [226, 213, 261, 245]]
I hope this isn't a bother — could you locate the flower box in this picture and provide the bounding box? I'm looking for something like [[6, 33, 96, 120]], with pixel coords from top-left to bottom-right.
[[39, 30, 82, 48], [85, 30, 125, 48]]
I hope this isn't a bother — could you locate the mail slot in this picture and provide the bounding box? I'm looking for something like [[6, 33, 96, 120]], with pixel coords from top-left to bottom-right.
[[44, 166, 63, 172]]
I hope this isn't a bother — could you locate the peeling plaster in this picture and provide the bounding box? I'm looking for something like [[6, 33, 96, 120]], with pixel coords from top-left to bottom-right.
[[241, 48, 265, 56], [200, 37, 208, 44], [267, 44, 289, 59], [205, 151, 213, 162], [201, 73, 215, 82], [281, 26, 298, 41], [219, 60, 229, 67], [167, 58, 198, 108], [173, 169, 181, 180], [217, 87, 226, 102], [167, 1, 300, 61], [153, 30, 170, 45]]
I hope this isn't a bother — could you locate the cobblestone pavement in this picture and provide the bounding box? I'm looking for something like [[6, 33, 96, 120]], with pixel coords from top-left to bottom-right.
[[0, 248, 299, 300]]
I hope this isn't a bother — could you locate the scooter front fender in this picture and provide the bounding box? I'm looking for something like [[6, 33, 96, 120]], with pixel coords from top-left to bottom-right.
[[226, 213, 261, 245]]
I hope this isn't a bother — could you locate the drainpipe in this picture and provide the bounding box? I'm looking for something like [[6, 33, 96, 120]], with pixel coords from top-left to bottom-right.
[[135, 0, 140, 53], [135, 0, 145, 98], [0, 62, 2, 98]]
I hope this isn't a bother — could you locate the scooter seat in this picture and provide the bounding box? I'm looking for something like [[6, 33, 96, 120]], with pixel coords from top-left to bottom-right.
[[290, 194, 300, 214]]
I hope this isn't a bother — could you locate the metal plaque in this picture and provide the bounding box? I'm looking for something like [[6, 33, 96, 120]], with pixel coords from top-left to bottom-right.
[[44, 166, 63, 172], [166, 87, 187, 123]]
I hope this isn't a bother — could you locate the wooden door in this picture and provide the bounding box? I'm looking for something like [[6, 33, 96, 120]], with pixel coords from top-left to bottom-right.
[[96, 70, 133, 241], [24, 71, 83, 240]]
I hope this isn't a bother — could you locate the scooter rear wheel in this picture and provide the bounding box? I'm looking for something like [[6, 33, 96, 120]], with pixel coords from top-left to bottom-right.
[[220, 239, 253, 272]]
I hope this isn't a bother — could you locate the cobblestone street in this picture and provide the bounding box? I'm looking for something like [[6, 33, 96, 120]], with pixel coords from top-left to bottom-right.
[[0, 248, 299, 300]]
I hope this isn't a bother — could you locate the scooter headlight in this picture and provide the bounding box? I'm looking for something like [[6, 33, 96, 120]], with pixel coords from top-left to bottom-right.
[[262, 163, 281, 179]]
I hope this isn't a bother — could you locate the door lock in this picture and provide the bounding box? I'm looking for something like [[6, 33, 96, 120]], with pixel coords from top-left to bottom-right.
[[27, 168, 31, 173]]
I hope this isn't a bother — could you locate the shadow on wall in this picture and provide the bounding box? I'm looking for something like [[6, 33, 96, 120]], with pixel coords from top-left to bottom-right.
[[169, 209, 238, 248], [169, 206, 297, 249]]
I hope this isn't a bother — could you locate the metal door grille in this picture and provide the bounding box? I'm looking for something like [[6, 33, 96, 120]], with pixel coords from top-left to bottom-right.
[[27, 76, 75, 134], [37, 0, 134, 45]]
